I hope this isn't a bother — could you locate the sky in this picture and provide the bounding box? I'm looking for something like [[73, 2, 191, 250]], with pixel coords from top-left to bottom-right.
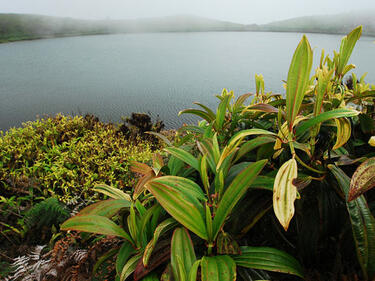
[[1, 0, 375, 24]]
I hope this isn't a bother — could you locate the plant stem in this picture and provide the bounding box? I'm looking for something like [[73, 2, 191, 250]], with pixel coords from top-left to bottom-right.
[[294, 153, 326, 174]]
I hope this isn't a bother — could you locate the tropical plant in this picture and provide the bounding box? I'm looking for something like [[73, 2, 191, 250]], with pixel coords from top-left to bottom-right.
[[59, 26, 375, 280]]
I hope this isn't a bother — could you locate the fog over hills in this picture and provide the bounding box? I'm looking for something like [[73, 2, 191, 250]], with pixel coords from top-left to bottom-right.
[[255, 10, 375, 36], [0, 11, 374, 43]]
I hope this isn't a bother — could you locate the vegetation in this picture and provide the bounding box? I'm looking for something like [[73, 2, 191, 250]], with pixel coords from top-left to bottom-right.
[[29, 25, 373, 281], [2, 26, 375, 280]]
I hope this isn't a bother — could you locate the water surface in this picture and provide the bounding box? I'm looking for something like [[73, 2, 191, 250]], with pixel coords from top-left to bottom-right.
[[0, 32, 373, 130]]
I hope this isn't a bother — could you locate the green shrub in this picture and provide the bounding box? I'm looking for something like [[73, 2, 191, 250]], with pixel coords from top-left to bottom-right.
[[0, 114, 160, 204]]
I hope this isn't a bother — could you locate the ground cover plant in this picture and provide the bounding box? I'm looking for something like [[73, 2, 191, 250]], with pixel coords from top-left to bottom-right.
[[3, 26, 375, 280]]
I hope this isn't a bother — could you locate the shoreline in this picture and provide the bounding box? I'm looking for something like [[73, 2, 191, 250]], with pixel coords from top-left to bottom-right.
[[1, 29, 374, 44]]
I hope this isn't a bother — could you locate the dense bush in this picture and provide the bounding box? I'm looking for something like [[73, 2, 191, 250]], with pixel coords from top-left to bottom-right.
[[0, 114, 160, 204]]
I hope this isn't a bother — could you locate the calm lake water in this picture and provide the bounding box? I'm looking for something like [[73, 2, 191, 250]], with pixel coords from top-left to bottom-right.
[[0, 32, 374, 130]]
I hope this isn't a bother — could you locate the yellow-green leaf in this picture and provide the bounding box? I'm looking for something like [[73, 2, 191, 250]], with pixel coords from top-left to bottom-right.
[[273, 159, 298, 231], [333, 118, 351, 150], [286, 35, 313, 132]]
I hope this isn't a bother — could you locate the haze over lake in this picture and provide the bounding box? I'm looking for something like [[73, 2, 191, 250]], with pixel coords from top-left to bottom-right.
[[0, 31, 374, 130]]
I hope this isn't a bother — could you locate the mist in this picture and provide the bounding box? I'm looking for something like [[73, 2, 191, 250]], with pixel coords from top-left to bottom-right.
[[2, 0, 375, 24]]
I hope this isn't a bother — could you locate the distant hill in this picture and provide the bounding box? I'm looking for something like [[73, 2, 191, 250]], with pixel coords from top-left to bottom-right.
[[252, 10, 375, 36], [0, 14, 244, 43], [0, 12, 374, 43]]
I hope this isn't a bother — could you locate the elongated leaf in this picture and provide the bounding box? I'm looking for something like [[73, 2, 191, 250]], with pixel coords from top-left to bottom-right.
[[233, 246, 304, 278], [193, 102, 216, 120], [201, 255, 236, 281], [130, 162, 153, 175], [244, 103, 282, 116], [164, 147, 200, 171], [286, 35, 313, 131], [349, 157, 375, 201], [145, 131, 172, 146], [295, 108, 359, 137], [116, 242, 135, 276], [120, 253, 142, 281], [314, 68, 334, 116], [188, 260, 201, 281], [93, 184, 132, 201], [333, 117, 351, 150], [273, 159, 298, 231], [178, 109, 215, 123], [216, 93, 231, 130], [217, 129, 276, 170], [143, 218, 177, 266], [61, 215, 133, 242], [213, 160, 267, 240], [146, 180, 208, 240], [171, 228, 196, 281], [235, 93, 252, 108], [78, 199, 130, 217], [337, 26, 362, 76], [329, 165, 375, 279]]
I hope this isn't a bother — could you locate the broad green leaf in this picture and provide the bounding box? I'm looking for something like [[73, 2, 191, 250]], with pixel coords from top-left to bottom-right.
[[235, 136, 276, 162], [146, 180, 208, 240], [149, 176, 206, 201], [168, 155, 185, 176], [178, 109, 215, 123], [78, 199, 130, 218], [201, 255, 236, 281], [273, 159, 298, 231], [233, 246, 304, 278], [116, 242, 135, 276], [143, 218, 177, 266], [286, 35, 313, 132], [171, 228, 196, 281], [329, 165, 375, 279], [120, 253, 142, 281], [213, 160, 267, 240], [200, 154, 210, 194], [61, 215, 133, 243], [349, 157, 375, 202], [93, 184, 132, 201], [337, 26, 362, 77], [295, 108, 359, 137], [215, 92, 231, 130], [164, 147, 200, 171], [333, 118, 351, 150]]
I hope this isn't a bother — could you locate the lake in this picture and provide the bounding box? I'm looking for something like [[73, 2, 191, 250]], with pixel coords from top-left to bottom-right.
[[0, 32, 374, 130]]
